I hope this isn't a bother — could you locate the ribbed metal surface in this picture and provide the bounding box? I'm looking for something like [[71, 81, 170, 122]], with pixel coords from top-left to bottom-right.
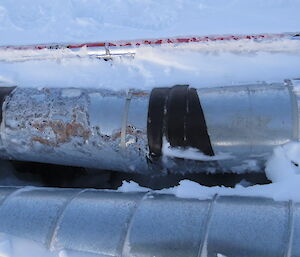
[[0, 187, 299, 257]]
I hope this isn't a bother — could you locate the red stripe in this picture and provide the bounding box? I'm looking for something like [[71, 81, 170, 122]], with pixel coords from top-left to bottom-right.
[[0, 32, 293, 51]]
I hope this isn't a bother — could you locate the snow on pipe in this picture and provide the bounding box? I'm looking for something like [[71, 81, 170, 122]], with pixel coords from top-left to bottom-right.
[[0, 186, 298, 257], [0, 79, 299, 174], [0, 33, 298, 63], [1, 32, 296, 50]]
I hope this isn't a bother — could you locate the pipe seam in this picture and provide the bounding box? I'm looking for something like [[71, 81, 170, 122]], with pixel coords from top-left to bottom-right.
[[120, 192, 152, 257], [285, 200, 295, 257], [47, 189, 87, 250], [197, 194, 218, 257]]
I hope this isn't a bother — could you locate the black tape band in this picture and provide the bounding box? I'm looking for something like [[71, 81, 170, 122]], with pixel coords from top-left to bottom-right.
[[147, 87, 170, 157], [147, 85, 214, 158], [0, 87, 15, 123], [166, 85, 189, 147], [186, 88, 214, 156]]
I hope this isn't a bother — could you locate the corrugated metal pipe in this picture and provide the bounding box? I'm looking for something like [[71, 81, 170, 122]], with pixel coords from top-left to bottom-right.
[[0, 79, 299, 174], [0, 186, 298, 257]]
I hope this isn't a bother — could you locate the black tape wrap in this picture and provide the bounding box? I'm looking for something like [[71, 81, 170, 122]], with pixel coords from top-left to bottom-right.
[[0, 87, 15, 124], [147, 87, 170, 158], [147, 85, 214, 159]]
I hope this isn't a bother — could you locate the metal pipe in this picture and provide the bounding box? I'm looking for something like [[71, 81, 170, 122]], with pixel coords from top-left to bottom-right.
[[0, 80, 299, 174], [0, 186, 298, 257]]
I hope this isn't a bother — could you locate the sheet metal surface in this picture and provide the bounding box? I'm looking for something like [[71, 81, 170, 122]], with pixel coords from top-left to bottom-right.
[[0, 187, 298, 257], [0, 81, 297, 174]]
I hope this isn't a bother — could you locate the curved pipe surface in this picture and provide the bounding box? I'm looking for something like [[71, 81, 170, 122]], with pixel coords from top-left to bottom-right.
[[0, 80, 299, 174], [0, 186, 298, 257]]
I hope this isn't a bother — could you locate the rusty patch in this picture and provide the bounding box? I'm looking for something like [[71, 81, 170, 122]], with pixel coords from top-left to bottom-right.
[[131, 90, 149, 97], [111, 125, 142, 140], [32, 136, 57, 146], [32, 120, 90, 146]]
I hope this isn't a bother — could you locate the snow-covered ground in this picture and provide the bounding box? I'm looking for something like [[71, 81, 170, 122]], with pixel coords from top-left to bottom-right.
[[0, 0, 299, 89], [0, 0, 299, 45]]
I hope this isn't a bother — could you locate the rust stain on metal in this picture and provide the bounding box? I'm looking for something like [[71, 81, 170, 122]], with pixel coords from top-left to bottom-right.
[[131, 90, 149, 97], [31, 136, 57, 146], [111, 125, 142, 140], [32, 120, 91, 146]]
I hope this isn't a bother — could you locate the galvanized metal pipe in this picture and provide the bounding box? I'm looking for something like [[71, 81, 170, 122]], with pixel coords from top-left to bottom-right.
[[0, 186, 298, 257], [0, 80, 299, 174]]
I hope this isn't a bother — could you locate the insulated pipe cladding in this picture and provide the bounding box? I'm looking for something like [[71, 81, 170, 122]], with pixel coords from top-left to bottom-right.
[[0, 79, 299, 174], [0, 187, 298, 257]]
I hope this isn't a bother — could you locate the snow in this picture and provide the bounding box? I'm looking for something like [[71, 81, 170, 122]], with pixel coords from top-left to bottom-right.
[[0, 0, 299, 45], [162, 138, 233, 161], [0, 1, 299, 94], [117, 141, 300, 202], [117, 175, 300, 202], [265, 142, 300, 182], [0, 1, 299, 91], [117, 181, 149, 193], [0, 0, 299, 85], [1, 44, 300, 91]]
